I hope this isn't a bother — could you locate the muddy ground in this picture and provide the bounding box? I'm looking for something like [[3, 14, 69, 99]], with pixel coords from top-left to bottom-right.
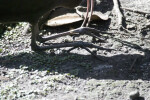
[[0, 0, 150, 100]]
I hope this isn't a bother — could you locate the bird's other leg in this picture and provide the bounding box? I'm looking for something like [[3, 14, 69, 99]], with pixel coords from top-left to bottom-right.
[[31, 22, 41, 51], [81, 0, 90, 27], [35, 12, 52, 43], [78, 0, 95, 27], [81, 0, 94, 27], [86, 0, 94, 26]]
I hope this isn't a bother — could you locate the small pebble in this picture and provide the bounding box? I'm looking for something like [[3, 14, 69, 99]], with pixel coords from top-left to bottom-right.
[[126, 24, 136, 30], [129, 90, 140, 100]]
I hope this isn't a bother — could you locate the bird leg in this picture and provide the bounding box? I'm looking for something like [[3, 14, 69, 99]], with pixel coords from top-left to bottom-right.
[[86, 0, 94, 27], [31, 0, 113, 54], [81, 0, 94, 27], [31, 22, 40, 51], [81, 0, 90, 27]]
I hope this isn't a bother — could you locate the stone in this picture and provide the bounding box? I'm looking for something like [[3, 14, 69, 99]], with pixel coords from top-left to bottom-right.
[[129, 90, 140, 100]]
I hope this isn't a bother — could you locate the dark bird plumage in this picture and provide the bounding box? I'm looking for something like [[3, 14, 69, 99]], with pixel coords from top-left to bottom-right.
[[0, 0, 82, 24]]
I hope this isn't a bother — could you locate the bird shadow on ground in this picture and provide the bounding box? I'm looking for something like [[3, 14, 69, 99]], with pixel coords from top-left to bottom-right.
[[1, 38, 150, 81]]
